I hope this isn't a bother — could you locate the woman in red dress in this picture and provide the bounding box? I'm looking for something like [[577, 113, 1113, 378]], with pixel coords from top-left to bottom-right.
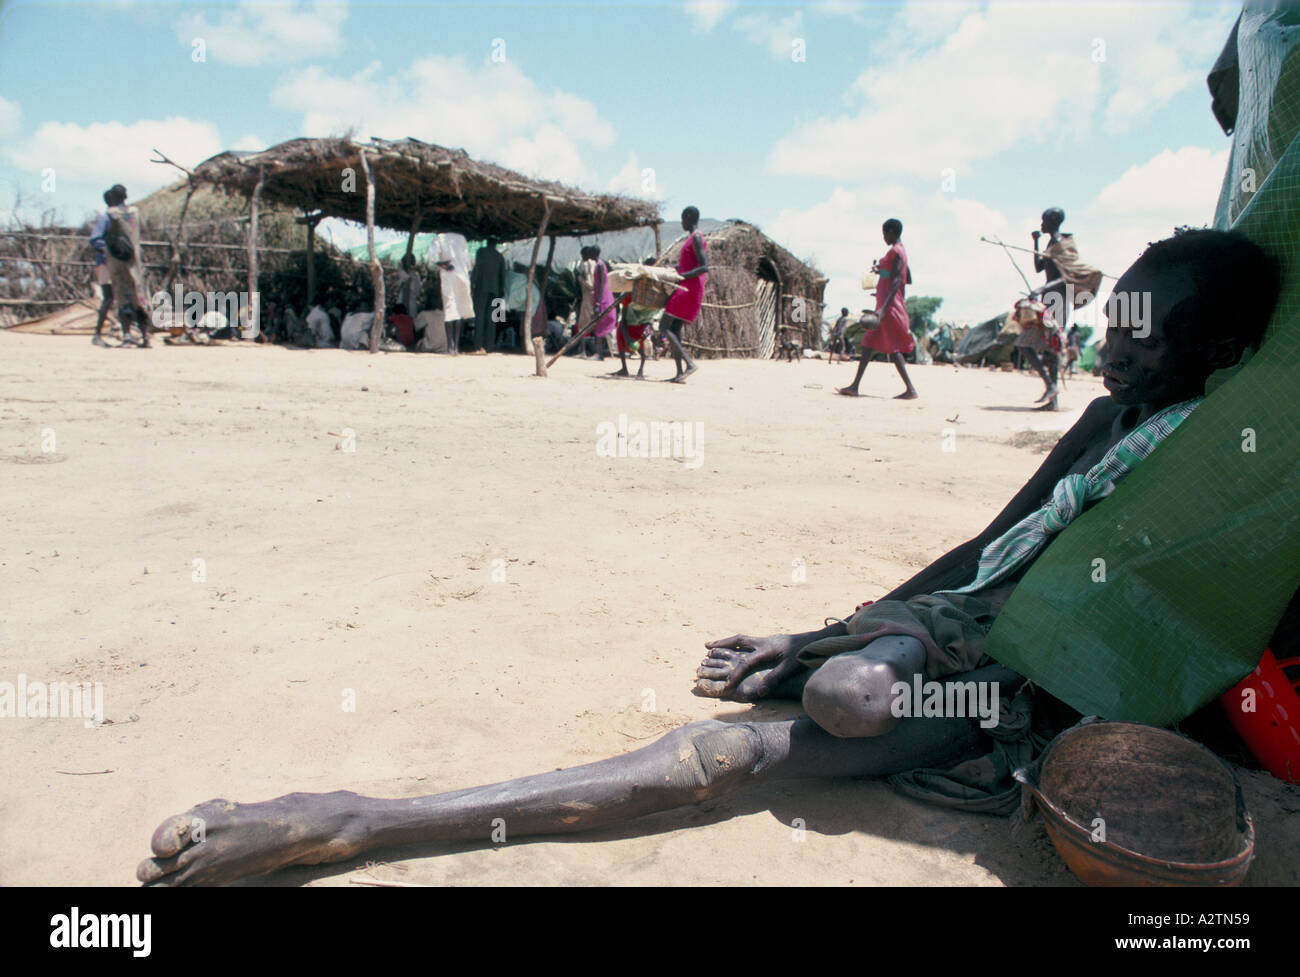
[[662, 205, 709, 383], [838, 218, 918, 400]]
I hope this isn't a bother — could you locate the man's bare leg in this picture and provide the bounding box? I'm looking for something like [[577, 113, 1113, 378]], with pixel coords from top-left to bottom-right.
[[837, 351, 869, 396], [136, 676, 998, 886], [662, 315, 697, 381], [891, 352, 918, 400], [1021, 348, 1056, 401]]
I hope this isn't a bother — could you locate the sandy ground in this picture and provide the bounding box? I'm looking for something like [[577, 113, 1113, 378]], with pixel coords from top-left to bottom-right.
[[2, 332, 1296, 886]]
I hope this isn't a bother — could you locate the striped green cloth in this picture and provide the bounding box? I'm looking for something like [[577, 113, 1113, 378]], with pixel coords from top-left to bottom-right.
[[944, 398, 1203, 596]]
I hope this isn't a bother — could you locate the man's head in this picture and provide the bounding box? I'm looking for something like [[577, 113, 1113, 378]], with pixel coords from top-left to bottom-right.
[[392, 303, 408, 316], [841, 306, 849, 316], [681, 206, 700, 230], [1041, 207, 1064, 233], [1102, 229, 1280, 408], [104, 184, 128, 207], [882, 218, 902, 243], [590, 245, 601, 259]]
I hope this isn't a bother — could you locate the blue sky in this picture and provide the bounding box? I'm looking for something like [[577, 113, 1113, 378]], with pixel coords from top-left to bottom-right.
[[0, 0, 1242, 321]]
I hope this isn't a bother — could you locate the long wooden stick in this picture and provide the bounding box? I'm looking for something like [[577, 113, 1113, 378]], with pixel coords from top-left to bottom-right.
[[545, 294, 623, 367], [979, 236, 1117, 280]]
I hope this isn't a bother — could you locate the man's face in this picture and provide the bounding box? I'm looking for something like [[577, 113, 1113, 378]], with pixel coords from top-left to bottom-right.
[[1102, 263, 1205, 407]]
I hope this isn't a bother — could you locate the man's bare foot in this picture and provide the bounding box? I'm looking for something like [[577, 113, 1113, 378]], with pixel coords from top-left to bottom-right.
[[835, 387, 859, 397], [611, 367, 630, 377], [669, 364, 698, 384], [91, 335, 109, 347], [894, 390, 918, 400], [136, 791, 368, 886]]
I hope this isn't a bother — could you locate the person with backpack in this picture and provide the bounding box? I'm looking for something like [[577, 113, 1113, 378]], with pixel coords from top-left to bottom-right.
[[88, 184, 150, 347], [87, 188, 121, 346]]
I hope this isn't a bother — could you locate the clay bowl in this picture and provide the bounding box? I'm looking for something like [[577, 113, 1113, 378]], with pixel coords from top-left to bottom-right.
[[1014, 719, 1254, 886]]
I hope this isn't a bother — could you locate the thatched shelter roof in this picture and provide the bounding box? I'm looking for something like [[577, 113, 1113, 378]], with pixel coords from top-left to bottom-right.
[[188, 137, 660, 240]]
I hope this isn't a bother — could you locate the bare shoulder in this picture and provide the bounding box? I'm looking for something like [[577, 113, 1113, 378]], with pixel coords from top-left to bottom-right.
[[1045, 394, 1118, 459], [1077, 395, 1119, 426]]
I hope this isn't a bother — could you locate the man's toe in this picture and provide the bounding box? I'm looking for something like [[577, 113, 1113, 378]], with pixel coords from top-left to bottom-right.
[[137, 855, 180, 884], [692, 679, 726, 697], [150, 813, 195, 857]]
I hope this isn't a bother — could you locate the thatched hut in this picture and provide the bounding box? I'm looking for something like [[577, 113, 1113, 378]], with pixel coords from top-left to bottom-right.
[[184, 136, 659, 371], [657, 221, 826, 359]]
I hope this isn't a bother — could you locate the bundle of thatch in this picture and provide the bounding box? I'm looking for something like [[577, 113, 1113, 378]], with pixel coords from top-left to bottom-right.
[[188, 137, 659, 242], [656, 221, 827, 358]]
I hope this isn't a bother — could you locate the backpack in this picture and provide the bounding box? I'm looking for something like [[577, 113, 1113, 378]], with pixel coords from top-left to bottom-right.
[[105, 212, 135, 262]]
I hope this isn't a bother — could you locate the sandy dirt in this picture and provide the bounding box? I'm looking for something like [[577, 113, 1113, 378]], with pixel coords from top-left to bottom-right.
[[2, 332, 1295, 886]]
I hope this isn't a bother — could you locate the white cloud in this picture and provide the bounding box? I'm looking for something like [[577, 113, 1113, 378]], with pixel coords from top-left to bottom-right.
[[766, 2, 1234, 181], [766, 145, 1230, 324], [231, 134, 266, 151], [176, 0, 347, 67], [5, 117, 224, 194], [684, 0, 733, 33], [1080, 145, 1229, 289], [271, 55, 618, 186], [607, 152, 663, 200], [769, 183, 1015, 324], [734, 10, 804, 60], [0, 96, 21, 139]]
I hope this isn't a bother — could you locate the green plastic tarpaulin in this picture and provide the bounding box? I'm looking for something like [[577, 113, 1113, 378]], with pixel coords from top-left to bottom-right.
[[980, 3, 1300, 726]]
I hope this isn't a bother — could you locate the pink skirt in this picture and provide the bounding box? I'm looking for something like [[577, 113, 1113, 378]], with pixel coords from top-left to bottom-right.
[[862, 306, 914, 354], [664, 275, 705, 323]]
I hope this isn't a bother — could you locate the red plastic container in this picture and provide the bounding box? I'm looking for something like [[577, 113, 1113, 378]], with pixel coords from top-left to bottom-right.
[[1220, 648, 1300, 785]]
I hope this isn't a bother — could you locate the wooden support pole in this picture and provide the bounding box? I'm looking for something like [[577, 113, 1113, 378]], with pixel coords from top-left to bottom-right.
[[359, 150, 386, 352], [653, 222, 662, 260], [296, 209, 323, 306], [306, 217, 316, 306], [522, 199, 551, 376], [246, 166, 265, 339], [406, 200, 423, 257], [164, 183, 198, 295]]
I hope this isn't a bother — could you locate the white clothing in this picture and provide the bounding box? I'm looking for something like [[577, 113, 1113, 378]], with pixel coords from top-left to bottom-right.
[[306, 305, 333, 347], [397, 267, 423, 316], [415, 309, 446, 352], [435, 233, 474, 322], [340, 312, 373, 350]]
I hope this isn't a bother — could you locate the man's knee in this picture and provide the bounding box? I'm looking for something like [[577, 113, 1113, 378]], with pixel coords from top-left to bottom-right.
[[802, 636, 927, 739], [662, 720, 764, 796]]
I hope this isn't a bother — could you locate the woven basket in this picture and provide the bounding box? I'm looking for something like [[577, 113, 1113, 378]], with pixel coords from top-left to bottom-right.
[[631, 276, 677, 310]]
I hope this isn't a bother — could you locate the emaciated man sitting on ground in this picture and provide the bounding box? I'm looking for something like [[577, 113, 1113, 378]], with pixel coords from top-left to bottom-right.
[[138, 231, 1281, 885]]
